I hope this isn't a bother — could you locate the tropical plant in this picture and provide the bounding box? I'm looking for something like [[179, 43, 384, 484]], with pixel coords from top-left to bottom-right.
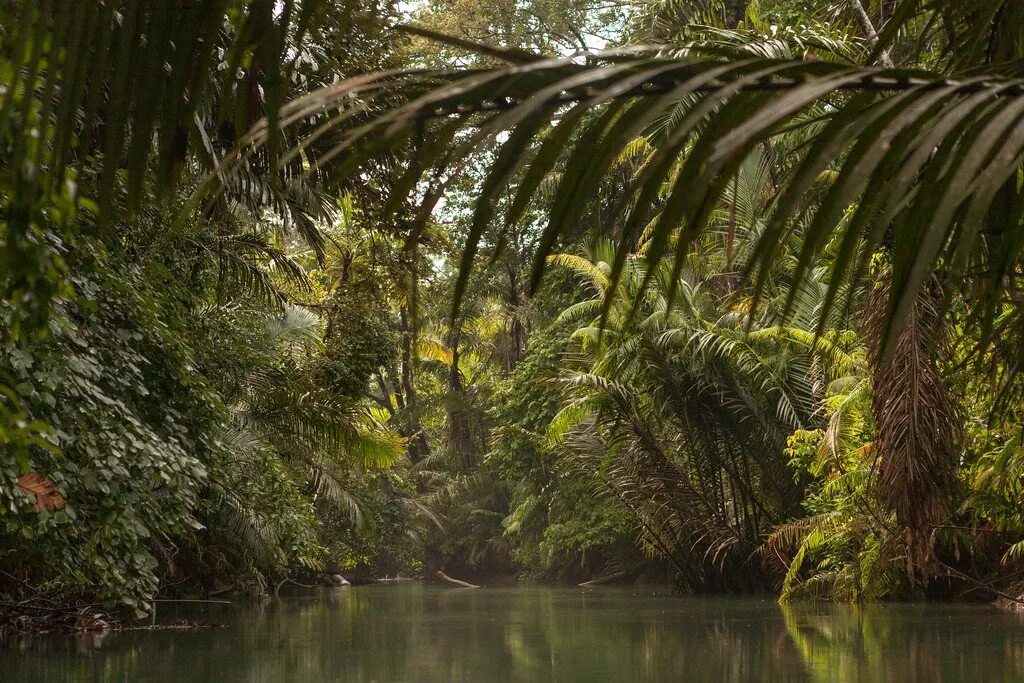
[[227, 0, 1024, 586], [10, 0, 1024, 619], [540, 239, 855, 588]]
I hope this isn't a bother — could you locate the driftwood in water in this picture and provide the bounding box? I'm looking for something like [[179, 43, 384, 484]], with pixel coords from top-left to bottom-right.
[[579, 571, 628, 587], [435, 571, 480, 588], [578, 560, 660, 587], [376, 576, 414, 584]]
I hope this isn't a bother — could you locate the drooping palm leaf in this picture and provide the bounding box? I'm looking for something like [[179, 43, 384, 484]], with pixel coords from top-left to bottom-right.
[[223, 3, 1024, 355], [864, 273, 960, 577], [0, 0, 322, 203], [0, 0, 328, 339]]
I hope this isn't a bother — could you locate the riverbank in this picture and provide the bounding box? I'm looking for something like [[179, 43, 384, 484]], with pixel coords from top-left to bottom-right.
[[0, 570, 479, 635], [7, 568, 1024, 638]]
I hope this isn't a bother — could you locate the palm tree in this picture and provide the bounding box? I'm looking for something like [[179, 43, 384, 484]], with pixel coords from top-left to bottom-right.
[[250, 3, 1021, 346], [221, 0, 1024, 579], [7, 0, 1024, 591], [544, 239, 855, 588], [9, 3, 1021, 361]]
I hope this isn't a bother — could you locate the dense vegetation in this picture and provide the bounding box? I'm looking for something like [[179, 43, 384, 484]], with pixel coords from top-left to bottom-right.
[[5, 0, 1024, 629]]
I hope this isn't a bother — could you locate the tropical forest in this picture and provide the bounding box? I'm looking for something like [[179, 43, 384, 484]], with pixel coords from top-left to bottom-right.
[[6, 0, 1024, 680]]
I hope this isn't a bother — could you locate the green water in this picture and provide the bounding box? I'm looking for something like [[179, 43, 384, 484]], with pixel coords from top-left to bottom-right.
[[4, 585, 1024, 681]]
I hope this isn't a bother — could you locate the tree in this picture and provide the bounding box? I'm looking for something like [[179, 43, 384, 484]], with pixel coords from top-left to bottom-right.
[[246, 0, 1024, 581]]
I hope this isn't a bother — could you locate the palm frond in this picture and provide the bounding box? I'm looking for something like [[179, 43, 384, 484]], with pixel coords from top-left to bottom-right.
[[1, 1, 322, 211], [228, 7, 1024, 350], [864, 274, 960, 576]]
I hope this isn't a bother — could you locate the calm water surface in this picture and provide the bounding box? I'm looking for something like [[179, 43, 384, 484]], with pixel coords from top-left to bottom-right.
[[4, 584, 1024, 682]]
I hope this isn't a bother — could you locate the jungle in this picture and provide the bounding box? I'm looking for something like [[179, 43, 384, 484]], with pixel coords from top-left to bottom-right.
[[5, 0, 1024, 635]]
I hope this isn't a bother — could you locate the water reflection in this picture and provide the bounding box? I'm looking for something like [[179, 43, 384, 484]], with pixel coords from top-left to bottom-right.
[[4, 585, 1024, 682]]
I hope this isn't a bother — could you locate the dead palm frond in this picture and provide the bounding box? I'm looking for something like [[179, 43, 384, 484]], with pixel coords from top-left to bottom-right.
[[864, 273, 960, 578]]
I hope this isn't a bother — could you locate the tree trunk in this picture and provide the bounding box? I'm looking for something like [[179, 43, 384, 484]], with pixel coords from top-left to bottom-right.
[[502, 266, 527, 372], [398, 305, 431, 462], [723, 0, 748, 28], [579, 571, 628, 587], [847, 0, 895, 68]]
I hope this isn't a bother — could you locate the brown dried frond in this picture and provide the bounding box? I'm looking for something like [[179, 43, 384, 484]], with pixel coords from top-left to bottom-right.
[[864, 275, 960, 579]]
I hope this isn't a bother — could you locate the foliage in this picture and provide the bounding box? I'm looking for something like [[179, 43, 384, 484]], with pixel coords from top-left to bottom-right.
[[267, 1, 1024, 359], [11, 0, 1024, 621], [1, 237, 219, 612], [769, 368, 907, 602], [488, 320, 639, 578], [320, 291, 399, 400]]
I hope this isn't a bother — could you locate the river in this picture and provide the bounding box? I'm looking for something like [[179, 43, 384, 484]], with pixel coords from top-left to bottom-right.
[[4, 584, 1024, 681]]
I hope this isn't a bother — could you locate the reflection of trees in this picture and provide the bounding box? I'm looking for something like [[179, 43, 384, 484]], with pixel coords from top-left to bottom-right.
[[780, 602, 1024, 682], [5, 587, 1024, 681]]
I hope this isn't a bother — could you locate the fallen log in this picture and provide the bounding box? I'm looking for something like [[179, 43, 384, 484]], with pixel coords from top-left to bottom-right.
[[435, 571, 480, 588], [578, 570, 628, 587]]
